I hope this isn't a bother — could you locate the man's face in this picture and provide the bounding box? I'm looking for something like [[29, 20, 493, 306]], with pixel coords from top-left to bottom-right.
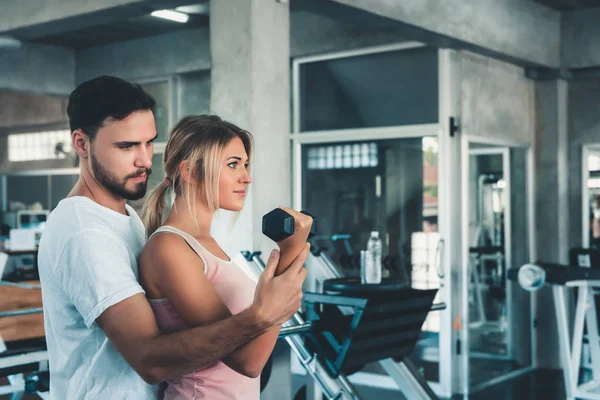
[[89, 110, 157, 201]]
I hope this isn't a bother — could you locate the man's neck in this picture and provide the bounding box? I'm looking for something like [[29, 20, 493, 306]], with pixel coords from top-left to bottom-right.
[[69, 169, 128, 215]]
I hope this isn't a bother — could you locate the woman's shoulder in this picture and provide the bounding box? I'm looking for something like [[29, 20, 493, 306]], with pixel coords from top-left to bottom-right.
[[141, 230, 191, 262]]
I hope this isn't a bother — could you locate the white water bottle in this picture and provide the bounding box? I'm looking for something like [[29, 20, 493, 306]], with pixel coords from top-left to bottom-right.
[[364, 231, 382, 284]]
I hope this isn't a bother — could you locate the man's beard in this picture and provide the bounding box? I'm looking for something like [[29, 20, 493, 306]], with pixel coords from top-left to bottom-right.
[[91, 152, 152, 201]]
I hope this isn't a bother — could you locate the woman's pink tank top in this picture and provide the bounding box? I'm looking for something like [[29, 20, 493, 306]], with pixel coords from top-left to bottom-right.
[[147, 225, 259, 400]]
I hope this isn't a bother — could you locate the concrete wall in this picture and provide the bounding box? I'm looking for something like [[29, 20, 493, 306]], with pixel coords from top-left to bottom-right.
[[290, 10, 409, 58], [0, 43, 74, 95], [328, 0, 561, 67], [460, 51, 533, 144], [177, 71, 211, 118], [76, 10, 416, 85], [0, 92, 68, 129], [76, 28, 211, 84], [562, 7, 600, 69], [509, 147, 533, 366]]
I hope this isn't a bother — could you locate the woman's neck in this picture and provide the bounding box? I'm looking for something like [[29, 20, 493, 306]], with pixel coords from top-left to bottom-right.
[[164, 196, 213, 237]]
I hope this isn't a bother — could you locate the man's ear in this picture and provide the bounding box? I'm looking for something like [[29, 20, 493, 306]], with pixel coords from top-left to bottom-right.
[[72, 129, 90, 159]]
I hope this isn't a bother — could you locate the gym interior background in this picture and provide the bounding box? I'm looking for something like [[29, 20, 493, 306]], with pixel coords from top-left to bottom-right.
[[1, 0, 600, 399]]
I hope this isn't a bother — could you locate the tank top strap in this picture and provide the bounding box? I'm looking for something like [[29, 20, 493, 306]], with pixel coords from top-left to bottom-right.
[[150, 225, 208, 274]]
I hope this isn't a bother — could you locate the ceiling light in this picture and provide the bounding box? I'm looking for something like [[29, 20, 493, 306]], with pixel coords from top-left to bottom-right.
[[175, 4, 209, 15], [0, 35, 22, 49], [151, 10, 189, 23]]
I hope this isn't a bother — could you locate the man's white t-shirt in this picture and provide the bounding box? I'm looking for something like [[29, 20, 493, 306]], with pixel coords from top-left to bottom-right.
[[38, 196, 156, 399]]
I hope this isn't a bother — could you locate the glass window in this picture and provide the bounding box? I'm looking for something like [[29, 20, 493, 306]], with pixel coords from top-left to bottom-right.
[[306, 143, 378, 170], [303, 137, 439, 294], [299, 47, 438, 132], [8, 130, 71, 162]]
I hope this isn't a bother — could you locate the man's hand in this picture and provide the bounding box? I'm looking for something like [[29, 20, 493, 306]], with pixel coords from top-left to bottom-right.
[[252, 243, 309, 326]]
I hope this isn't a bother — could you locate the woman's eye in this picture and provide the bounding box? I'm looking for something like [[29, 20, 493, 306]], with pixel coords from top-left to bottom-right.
[[228, 162, 237, 168]]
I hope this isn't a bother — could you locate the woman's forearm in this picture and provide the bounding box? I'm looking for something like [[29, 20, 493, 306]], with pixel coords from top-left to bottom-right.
[[222, 237, 308, 377]]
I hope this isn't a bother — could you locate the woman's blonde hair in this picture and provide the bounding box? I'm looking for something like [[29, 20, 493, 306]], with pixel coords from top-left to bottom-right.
[[143, 115, 253, 236]]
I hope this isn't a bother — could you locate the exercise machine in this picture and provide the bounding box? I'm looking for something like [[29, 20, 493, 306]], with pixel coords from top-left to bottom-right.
[[242, 250, 444, 400], [510, 249, 600, 400]]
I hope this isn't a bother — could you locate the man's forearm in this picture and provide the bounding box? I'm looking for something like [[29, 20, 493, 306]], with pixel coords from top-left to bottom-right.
[[141, 307, 270, 382]]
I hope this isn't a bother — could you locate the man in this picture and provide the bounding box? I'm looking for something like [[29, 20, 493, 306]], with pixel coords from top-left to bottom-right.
[[38, 75, 307, 399]]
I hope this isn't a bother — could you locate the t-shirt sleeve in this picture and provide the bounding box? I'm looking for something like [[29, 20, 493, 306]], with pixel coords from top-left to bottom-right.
[[54, 228, 145, 328]]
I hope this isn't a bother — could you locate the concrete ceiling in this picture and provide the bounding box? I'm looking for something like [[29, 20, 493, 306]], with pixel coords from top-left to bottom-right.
[[532, 0, 600, 11], [12, 2, 208, 49], [28, 14, 207, 48]]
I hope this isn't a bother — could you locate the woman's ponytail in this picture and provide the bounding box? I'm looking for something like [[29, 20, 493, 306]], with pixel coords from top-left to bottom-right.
[[142, 178, 171, 237]]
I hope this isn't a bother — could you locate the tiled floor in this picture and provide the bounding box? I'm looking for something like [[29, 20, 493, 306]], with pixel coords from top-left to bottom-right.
[[290, 367, 566, 400]]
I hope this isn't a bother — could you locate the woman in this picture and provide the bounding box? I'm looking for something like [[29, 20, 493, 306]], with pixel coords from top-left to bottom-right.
[[139, 115, 311, 399]]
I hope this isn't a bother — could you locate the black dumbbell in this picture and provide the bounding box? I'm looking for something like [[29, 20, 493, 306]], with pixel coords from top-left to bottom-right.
[[262, 208, 318, 242]]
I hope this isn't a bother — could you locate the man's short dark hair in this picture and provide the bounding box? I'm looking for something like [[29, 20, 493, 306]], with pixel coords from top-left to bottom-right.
[[67, 75, 156, 141]]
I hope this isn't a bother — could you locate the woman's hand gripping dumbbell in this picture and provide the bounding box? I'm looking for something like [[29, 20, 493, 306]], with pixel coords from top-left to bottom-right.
[[262, 207, 318, 276]]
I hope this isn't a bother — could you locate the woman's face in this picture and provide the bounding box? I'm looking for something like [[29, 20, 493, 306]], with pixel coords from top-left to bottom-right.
[[217, 137, 252, 211]]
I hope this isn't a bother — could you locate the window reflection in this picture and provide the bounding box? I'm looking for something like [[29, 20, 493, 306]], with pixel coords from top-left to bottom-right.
[[302, 137, 439, 295], [299, 47, 439, 131]]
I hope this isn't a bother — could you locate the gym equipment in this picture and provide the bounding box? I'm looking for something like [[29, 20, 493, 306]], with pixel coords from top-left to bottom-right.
[[243, 250, 444, 400], [262, 209, 318, 242], [473, 174, 504, 249], [0, 314, 49, 399], [308, 278, 437, 380], [242, 251, 359, 400], [0, 261, 49, 399], [468, 246, 505, 330], [509, 251, 600, 400]]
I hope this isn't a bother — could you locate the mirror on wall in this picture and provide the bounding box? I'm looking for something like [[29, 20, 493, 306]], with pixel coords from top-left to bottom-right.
[[467, 147, 508, 360], [465, 143, 532, 390]]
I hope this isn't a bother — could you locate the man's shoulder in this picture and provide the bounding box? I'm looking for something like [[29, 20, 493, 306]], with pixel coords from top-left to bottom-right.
[[41, 198, 121, 257], [49, 197, 115, 232]]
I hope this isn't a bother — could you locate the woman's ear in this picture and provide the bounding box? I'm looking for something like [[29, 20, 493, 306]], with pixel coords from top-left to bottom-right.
[[179, 160, 196, 184]]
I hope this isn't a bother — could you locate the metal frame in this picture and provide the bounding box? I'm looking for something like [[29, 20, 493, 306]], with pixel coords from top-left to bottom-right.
[[460, 134, 534, 394], [1, 168, 80, 177], [291, 41, 452, 397], [437, 48, 461, 397], [555, 281, 600, 400]]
